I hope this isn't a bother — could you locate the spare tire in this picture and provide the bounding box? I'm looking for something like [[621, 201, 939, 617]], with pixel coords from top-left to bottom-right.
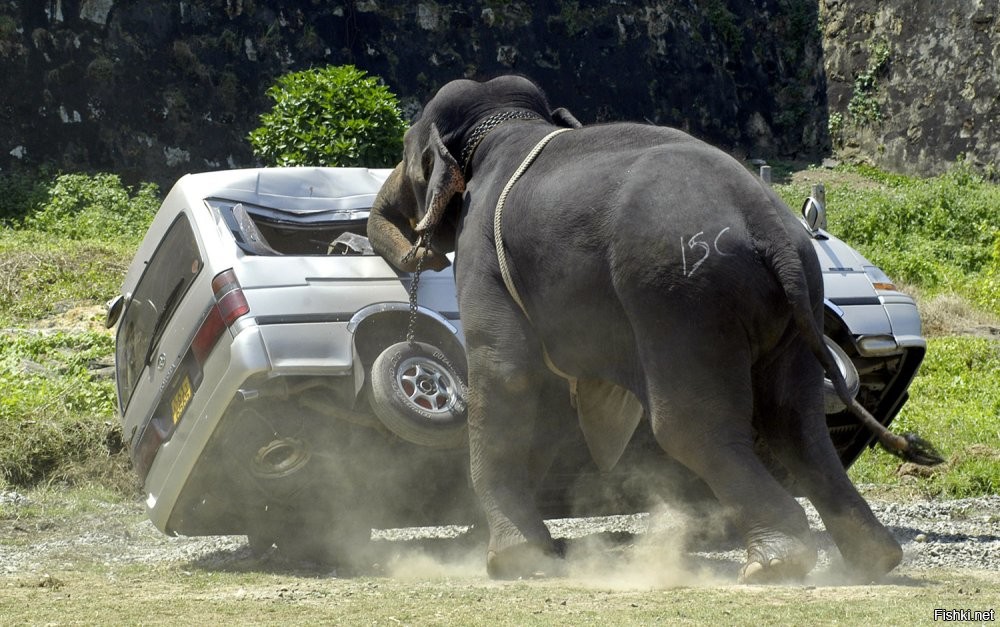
[[369, 341, 468, 449]]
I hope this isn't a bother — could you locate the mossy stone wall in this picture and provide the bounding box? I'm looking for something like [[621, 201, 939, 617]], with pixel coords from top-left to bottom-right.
[[3, 1, 829, 187]]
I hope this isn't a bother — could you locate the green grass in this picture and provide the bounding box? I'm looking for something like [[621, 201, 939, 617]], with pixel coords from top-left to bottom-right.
[[0, 327, 132, 491], [0, 172, 152, 493], [849, 336, 1000, 496], [774, 162, 1000, 318], [2, 565, 997, 626], [0, 483, 131, 529], [0, 229, 135, 325]]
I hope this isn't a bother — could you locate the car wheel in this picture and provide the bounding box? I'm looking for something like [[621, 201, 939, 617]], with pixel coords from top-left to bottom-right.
[[369, 341, 468, 449], [823, 336, 860, 413]]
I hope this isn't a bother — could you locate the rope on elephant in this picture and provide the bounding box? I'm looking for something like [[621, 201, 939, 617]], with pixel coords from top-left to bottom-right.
[[493, 128, 572, 321], [492, 127, 575, 387]]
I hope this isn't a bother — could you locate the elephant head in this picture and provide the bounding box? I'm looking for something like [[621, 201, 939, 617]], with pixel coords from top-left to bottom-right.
[[367, 76, 582, 273]]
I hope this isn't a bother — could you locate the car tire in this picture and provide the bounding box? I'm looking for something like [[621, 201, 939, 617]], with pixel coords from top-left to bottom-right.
[[369, 341, 468, 449], [823, 336, 861, 413]]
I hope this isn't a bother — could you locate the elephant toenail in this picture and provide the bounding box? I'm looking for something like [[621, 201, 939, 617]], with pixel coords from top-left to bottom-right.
[[740, 562, 764, 582]]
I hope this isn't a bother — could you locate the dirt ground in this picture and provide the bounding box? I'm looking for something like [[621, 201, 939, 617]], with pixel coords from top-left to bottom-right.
[[2, 489, 998, 625]]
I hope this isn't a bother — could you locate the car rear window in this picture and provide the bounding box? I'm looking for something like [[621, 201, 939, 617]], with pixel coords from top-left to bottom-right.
[[115, 213, 203, 410], [208, 199, 374, 256]]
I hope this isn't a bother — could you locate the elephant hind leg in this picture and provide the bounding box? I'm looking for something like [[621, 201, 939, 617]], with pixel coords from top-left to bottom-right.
[[643, 347, 817, 583], [754, 341, 902, 580]]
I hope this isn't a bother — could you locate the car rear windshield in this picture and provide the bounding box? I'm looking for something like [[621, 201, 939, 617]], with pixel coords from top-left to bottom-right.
[[208, 199, 374, 256], [115, 213, 203, 411]]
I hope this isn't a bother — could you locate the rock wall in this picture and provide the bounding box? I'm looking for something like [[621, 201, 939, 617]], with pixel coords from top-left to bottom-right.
[[822, 0, 1000, 177], [0, 0, 827, 188]]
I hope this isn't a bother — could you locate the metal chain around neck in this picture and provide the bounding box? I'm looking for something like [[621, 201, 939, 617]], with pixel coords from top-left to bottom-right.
[[404, 230, 433, 345], [460, 110, 541, 174]]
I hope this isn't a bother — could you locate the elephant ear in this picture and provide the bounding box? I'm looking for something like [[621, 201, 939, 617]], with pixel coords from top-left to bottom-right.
[[414, 124, 466, 234], [551, 107, 583, 129]]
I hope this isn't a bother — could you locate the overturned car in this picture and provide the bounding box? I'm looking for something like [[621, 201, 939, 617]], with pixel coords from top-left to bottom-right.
[[107, 167, 925, 559]]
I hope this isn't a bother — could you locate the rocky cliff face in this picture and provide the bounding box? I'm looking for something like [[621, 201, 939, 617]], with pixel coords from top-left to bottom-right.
[[822, 0, 999, 177], [0, 0, 827, 188]]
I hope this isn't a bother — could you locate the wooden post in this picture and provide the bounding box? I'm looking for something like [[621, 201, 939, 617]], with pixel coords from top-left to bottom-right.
[[811, 183, 827, 230]]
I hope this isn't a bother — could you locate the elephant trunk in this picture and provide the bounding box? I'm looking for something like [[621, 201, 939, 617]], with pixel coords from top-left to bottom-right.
[[367, 162, 450, 273]]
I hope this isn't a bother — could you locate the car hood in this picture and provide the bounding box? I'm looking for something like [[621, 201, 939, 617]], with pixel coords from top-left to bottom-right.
[[810, 229, 923, 343], [811, 231, 880, 305]]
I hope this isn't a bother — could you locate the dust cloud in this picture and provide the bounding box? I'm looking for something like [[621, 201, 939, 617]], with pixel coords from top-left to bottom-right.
[[382, 542, 484, 580], [230, 390, 744, 588], [557, 504, 734, 589], [365, 500, 738, 588]]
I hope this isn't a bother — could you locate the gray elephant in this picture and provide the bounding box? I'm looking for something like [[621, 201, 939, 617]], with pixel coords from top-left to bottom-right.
[[367, 75, 939, 582]]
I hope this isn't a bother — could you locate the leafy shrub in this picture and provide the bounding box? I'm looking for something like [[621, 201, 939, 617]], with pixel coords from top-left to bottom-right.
[[972, 231, 1000, 315], [25, 173, 159, 242], [248, 64, 407, 168], [847, 38, 891, 125], [0, 168, 52, 226]]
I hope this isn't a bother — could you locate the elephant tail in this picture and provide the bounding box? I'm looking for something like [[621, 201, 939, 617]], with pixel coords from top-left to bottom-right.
[[754, 191, 944, 467]]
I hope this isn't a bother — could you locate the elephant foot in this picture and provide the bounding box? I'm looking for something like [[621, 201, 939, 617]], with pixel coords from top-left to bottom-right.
[[738, 531, 817, 584], [486, 540, 563, 580], [835, 523, 902, 581]]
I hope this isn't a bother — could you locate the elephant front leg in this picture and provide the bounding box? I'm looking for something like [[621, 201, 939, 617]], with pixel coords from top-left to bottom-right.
[[466, 352, 565, 579]]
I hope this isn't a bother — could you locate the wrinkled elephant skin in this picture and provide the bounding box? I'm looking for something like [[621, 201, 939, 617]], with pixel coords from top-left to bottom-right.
[[369, 75, 903, 582]]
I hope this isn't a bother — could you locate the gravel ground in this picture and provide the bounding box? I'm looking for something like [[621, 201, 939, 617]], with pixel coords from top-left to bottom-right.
[[2, 490, 997, 580]]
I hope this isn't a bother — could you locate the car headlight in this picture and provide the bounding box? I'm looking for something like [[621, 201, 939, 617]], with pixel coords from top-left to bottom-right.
[[857, 335, 900, 356]]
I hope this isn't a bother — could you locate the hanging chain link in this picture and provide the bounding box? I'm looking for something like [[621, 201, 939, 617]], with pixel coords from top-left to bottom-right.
[[404, 230, 434, 345]]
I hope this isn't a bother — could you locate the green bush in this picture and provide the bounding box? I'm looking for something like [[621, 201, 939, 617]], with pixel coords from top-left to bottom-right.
[[0, 168, 52, 226], [25, 173, 159, 242], [248, 64, 407, 168], [972, 231, 1000, 315]]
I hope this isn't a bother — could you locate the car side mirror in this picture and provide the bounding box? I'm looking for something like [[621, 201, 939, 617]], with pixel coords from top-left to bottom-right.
[[802, 184, 827, 233], [105, 294, 127, 329]]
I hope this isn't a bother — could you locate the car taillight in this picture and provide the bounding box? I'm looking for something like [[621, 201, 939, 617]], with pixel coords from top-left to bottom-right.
[[191, 269, 250, 365]]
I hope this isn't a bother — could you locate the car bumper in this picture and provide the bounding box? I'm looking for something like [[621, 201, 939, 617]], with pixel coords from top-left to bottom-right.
[[141, 324, 270, 532], [141, 319, 361, 533]]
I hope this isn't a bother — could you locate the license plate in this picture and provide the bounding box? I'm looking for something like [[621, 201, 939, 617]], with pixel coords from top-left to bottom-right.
[[171, 375, 193, 424]]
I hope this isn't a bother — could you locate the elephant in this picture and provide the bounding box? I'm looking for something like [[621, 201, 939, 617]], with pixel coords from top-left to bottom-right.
[[367, 75, 940, 582]]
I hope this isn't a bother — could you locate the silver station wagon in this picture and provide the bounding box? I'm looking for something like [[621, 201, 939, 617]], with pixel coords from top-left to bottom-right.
[[107, 167, 925, 561]]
